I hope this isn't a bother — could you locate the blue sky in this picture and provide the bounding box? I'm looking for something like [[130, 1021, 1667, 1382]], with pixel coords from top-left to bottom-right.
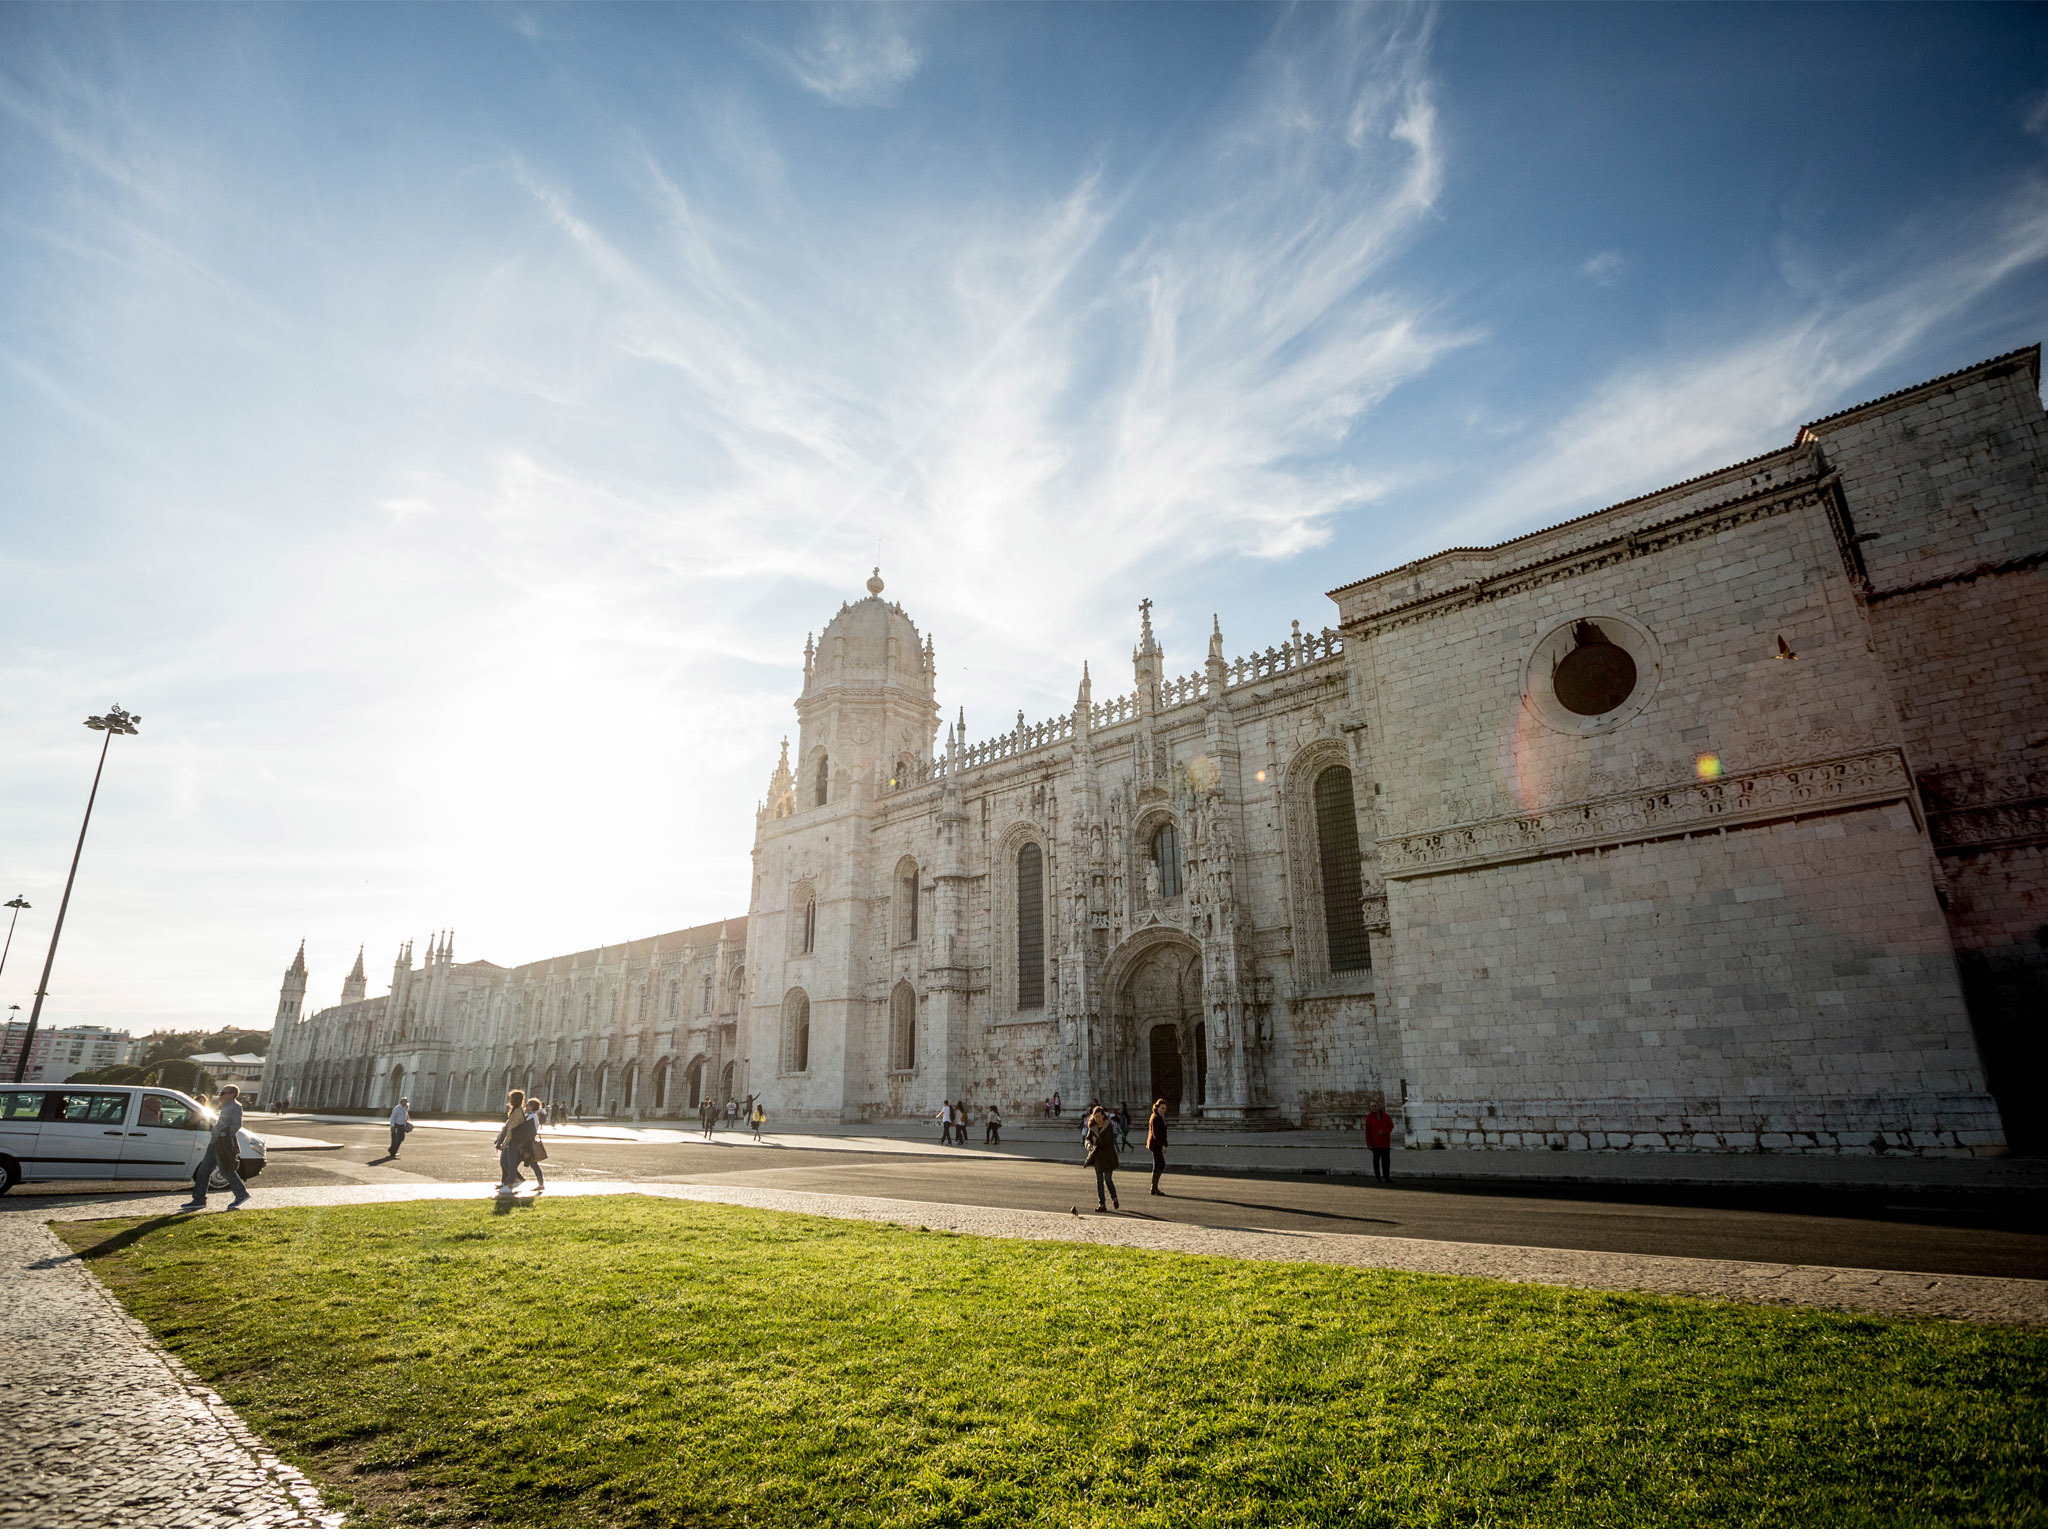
[[3, 2, 2045, 1035]]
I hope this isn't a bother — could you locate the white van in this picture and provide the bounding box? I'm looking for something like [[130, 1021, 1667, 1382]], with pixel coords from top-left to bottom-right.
[[0, 1084, 268, 1195]]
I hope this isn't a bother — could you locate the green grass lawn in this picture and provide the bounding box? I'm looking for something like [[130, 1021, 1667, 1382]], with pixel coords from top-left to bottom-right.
[[59, 1195, 2048, 1528]]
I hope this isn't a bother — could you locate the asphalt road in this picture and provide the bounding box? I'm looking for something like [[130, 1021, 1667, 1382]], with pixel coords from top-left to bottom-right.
[[19, 1115, 2048, 1281]]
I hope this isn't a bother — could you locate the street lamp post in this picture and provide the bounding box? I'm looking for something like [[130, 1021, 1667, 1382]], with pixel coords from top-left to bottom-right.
[[0, 896, 28, 984], [11, 706, 140, 1084]]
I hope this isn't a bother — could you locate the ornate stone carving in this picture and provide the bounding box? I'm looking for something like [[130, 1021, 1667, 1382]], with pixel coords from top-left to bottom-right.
[[1381, 748, 1916, 878]]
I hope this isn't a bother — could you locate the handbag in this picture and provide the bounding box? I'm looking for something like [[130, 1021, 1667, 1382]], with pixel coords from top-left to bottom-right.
[[530, 1137, 548, 1163]]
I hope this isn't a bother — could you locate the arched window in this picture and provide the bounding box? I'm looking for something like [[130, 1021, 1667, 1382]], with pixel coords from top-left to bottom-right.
[[1152, 821, 1182, 900], [1016, 842, 1045, 1010], [889, 981, 916, 1072], [815, 752, 830, 807], [1314, 765, 1371, 973], [702, 973, 715, 1012], [896, 857, 920, 945], [653, 1059, 669, 1110], [782, 988, 811, 1073], [802, 898, 817, 955], [623, 1062, 638, 1109]]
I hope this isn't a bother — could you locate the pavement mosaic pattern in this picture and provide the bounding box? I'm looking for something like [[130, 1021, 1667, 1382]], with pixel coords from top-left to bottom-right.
[[0, 1212, 340, 1530]]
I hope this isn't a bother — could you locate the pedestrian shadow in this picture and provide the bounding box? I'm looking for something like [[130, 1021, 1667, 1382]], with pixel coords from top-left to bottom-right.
[[369, 1154, 400, 1165], [1152, 1190, 1400, 1227], [27, 1212, 193, 1268]]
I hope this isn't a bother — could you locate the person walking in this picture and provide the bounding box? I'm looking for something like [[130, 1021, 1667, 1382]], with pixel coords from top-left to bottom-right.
[[519, 1097, 548, 1192], [1114, 1102, 1132, 1153], [936, 1101, 953, 1144], [985, 1103, 1002, 1145], [725, 1097, 739, 1129], [387, 1097, 412, 1159], [1146, 1098, 1169, 1195], [181, 1085, 250, 1210], [494, 1090, 536, 1195], [1364, 1095, 1395, 1184], [700, 1097, 718, 1140], [954, 1102, 971, 1145], [1082, 1105, 1119, 1211], [1052, 1091, 1063, 1118], [750, 1101, 767, 1140]]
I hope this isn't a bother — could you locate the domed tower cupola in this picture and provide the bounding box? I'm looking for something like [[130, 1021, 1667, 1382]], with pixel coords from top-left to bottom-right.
[[794, 569, 941, 807]]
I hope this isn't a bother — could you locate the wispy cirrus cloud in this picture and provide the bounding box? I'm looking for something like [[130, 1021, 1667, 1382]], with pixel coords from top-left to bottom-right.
[[1440, 176, 2048, 546], [774, 5, 926, 107], [468, 4, 1465, 695]]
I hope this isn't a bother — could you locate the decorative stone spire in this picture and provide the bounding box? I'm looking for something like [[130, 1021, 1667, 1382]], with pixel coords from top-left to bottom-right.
[[342, 945, 367, 1004], [1133, 598, 1163, 712], [867, 567, 885, 596]]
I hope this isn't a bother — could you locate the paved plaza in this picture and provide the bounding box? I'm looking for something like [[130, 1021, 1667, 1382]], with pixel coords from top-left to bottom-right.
[[0, 1210, 340, 1529]]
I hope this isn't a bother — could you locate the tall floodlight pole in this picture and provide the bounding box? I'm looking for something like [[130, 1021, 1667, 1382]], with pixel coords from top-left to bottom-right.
[[0, 897, 28, 984], [11, 706, 140, 1084]]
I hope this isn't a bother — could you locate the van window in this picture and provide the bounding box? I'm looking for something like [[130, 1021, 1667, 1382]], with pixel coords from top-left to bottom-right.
[[138, 1094, 195, 1129], [51, 1092, 130, 1125], [0, 1092, 44, 1120]]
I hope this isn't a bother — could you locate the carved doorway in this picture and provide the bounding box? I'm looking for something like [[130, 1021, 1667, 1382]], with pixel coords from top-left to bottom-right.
[[1117, 938, 1204, 1116]]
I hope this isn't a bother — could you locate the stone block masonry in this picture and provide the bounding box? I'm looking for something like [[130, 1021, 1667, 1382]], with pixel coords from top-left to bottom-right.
[[271, 343, 2047, 1159]]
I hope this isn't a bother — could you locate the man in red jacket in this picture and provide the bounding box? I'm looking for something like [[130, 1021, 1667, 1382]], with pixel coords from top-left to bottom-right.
[[1364, 1093, 1395, 1184]]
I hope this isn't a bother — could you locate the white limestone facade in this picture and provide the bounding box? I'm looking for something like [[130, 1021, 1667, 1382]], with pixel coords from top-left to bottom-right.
[[268, 343, 2047, 1154], [268, 921, 748, 1118]]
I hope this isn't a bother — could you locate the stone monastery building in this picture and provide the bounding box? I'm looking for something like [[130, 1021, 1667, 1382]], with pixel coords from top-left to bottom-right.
[[270, 344, 2048, 1155]]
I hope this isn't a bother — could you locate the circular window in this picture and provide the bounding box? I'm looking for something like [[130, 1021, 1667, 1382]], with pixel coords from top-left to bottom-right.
[[1522, 613, 1661, 737], [1552, 623, 1638, 716]]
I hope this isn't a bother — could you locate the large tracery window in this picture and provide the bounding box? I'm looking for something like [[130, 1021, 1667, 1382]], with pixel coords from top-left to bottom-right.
[[802, 898, 817, 955], [1016, 842, 1045, 1010], [1152, 822, 1182, 900], [782, 988, 811, 1073], [889, 981, 916, 1072], [1314, 765, 1371, 973]]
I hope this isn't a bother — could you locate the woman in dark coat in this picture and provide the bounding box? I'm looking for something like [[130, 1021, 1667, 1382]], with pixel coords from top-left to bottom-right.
[[1082, 1106, 1120, 1211], [1146, 1098, 1169, 1195], [494, 1091, 536, 1195]]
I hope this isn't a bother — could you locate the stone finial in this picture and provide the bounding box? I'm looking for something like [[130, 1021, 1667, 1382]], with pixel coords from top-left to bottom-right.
[[867, 567, 885, 596]]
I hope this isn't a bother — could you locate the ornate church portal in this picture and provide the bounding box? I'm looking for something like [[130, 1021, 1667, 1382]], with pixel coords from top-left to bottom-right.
[[1116, 938, 1206, 1116]]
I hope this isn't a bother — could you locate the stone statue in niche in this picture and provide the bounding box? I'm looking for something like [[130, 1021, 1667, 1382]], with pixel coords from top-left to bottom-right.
[[1143, 862, 1160, 908]]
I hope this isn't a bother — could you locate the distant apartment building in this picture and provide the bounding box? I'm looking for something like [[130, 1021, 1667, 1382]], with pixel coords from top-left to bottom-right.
[[2, 1024, 135, 1082]]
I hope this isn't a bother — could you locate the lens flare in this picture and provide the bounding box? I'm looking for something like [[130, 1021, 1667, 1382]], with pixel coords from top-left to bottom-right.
[[1695, 753, 1722, 780]]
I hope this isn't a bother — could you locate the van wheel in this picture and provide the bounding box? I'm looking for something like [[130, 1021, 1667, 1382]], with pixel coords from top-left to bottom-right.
[[0, 1158, 17, 1196]]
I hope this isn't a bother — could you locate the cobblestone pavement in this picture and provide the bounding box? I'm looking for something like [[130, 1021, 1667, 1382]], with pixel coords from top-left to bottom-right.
[[18, 1177, 2048, 1327], [0, 1212, 341, 1529]]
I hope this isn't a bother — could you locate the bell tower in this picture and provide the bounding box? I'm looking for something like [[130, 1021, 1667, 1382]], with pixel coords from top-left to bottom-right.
[[274, 940, 307, 1033], [793, 568, 941, 804]]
